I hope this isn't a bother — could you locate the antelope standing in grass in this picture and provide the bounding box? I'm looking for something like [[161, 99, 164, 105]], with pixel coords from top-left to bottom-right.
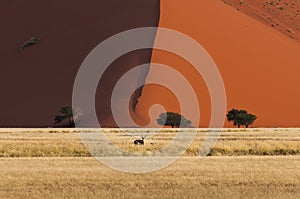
[[134, 135, 146, 145]]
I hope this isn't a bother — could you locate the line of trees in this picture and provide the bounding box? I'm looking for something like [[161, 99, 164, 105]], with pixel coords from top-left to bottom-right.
[[54, 106, 257, 128], [156, 109, 257, 128]]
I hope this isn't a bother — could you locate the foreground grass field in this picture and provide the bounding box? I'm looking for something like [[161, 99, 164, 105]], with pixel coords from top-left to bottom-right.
[[0, 156, 299, 198], [0, 128, 299, 198]]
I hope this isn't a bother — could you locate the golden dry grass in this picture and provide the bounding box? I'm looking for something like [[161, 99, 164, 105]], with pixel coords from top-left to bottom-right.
[[0, 128, 299, 157], [1, 128, 300, 198], [0, 156, 299, 198], [0, 130, 89, 157]]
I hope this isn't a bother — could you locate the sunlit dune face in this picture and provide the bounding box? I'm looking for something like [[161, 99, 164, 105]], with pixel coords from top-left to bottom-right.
[[134, 83, 181, 127], [136, 0, 300, 127], [136, 49, 212, 127]]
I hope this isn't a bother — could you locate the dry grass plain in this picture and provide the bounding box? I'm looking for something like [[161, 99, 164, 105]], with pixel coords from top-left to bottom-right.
[[0, 128, 299, 157], [0, 157, 299, 198], [0, 128, 300, 198]]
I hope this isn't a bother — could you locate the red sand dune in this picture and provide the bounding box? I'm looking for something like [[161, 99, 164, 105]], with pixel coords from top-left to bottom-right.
[[1, 0, 300, 127], [136, 0, 300, 127]]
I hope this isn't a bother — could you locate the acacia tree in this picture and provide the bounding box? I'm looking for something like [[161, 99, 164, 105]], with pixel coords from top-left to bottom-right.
[[227, 109, 257, 128], [157, 112, 192, 128], [54, 106, 79, 127]]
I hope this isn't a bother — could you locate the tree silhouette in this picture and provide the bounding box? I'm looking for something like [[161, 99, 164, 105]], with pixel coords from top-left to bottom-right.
[[54, 106, 79, 127], [227, 109, 257, 128], [157, 112, 192, 128]]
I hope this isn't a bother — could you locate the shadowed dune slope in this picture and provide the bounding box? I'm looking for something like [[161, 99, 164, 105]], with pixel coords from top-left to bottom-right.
[[136, 0, 300, 127], [0, 0, 160, 127]]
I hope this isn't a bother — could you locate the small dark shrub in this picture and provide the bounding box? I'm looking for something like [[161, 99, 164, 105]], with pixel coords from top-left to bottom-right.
[[20, 36, 39, 51]]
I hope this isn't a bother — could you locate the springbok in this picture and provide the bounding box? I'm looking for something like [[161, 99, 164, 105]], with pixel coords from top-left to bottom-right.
[[134, 135, 146, 145]]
